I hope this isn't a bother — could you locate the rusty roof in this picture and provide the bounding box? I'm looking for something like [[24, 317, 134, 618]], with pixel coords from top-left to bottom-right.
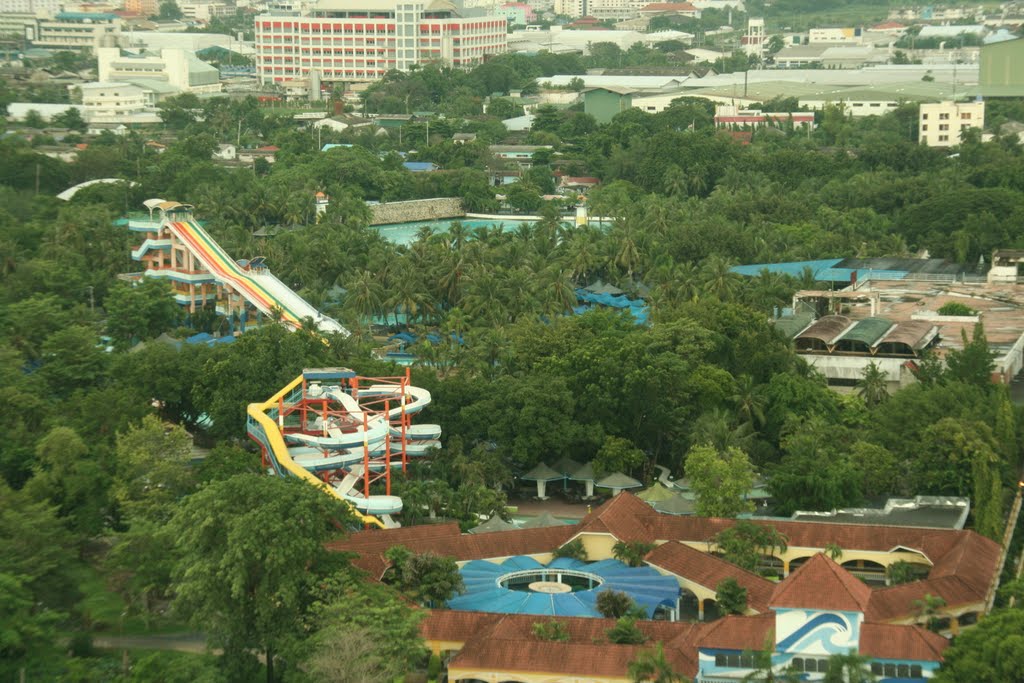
[[795, 315, 852, 344], [770, 553, 872, 612], [880, 321, 939, 349], [645, 542, 775, 612]]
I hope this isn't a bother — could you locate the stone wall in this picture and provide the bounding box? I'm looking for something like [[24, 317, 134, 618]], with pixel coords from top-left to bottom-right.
[[369, 198, 464, 226]]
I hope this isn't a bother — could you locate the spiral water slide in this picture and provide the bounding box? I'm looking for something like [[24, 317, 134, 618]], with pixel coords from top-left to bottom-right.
[[166, 218, 348, 336], [247, 374, 440, 529]]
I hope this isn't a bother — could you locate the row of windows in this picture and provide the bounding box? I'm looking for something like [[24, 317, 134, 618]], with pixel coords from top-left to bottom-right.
[[714, 654, 923, 679], [871, 662, 923, 678], [922, 111, 976, 121]]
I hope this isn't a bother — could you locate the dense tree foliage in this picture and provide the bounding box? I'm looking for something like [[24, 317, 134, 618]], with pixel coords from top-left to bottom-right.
[[2, 51, 1023, 679]]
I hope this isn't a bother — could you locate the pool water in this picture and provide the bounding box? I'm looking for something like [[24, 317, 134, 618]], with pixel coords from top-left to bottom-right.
[[372, 217, 611, 246], [372, 217, 547, 246]]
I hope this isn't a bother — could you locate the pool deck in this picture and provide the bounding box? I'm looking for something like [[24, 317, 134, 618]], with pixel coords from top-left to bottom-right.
[[508, 495, 595, 520]]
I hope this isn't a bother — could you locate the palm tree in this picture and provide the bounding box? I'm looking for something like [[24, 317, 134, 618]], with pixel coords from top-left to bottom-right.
[[825, 542, 843, 562], [596, 589, 637, 619], [730, 375, 767, 430], [662, 164, 688, 198], [536, 268, 578, 316], [628, 643, 689, 683], [700, 254, 741, 301], [342, 269, 385, 336], [612, 540, 656, 568], [912, 594, 947, 632], [857, 362, 889, 407], [822, 651, 876, 683]]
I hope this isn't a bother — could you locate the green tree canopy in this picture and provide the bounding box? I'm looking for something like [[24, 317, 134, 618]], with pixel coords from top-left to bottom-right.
[[167, 475, 354, 683], [684, 443, 755, 517]]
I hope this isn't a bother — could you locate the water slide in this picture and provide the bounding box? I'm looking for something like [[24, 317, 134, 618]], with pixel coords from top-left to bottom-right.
[[166, 219, 349, 337], [247, 374, 441, 529]]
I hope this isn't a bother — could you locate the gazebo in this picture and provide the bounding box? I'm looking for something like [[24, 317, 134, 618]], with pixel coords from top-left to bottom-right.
[[569, 461, 598, 499], [551, 456, 583, 477], [520, 511, 566, 529], [653, 495, 696, 516], [595, 472, 644, 496], [469, 515, 519, 534], [520, 463, 564, 500], [637, 482, 675, 503]]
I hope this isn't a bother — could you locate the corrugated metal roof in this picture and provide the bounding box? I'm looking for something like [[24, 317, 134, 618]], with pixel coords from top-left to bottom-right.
[[880, 321, 938, 349], [839, 317, 894, 347], [796, 315, 852, 344], [774, 313, 815, 339]]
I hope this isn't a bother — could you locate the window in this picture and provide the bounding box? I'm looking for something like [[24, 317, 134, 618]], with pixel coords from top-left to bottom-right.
[[939, 124, 949, 131], [883, 663, 897, 677], [939, 112, 950, 120], [961, 112, 971, 119], [939, 135, 949, 142], [911, 665, 923, 677], [922, 124, 928, 131], [922, 113, 928, 120], [962, 124, 970, 130]]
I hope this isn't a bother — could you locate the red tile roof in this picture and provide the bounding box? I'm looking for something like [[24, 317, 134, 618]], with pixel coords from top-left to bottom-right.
[[329, 493, 999, 623], [435, 611, 702, 677], [697, 613, 775, 652], [859, 623, 947, 662], [770, 554, 872, 612], [646, 541, 775, 612], [328, 522, 576, 579], [576, 492, 661, 543]]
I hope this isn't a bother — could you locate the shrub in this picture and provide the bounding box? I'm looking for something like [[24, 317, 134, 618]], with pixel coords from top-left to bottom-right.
[[938, 302, 974, 316]]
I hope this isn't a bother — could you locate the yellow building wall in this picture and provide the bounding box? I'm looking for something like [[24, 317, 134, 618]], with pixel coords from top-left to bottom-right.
[[448, 666, 630, 683]]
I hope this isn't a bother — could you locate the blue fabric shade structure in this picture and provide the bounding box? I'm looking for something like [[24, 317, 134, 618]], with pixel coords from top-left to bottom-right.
[[448, 556, 680, 619]]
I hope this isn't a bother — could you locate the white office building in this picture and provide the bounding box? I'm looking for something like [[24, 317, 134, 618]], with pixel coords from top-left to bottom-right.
[[919, 100, 984, 147]]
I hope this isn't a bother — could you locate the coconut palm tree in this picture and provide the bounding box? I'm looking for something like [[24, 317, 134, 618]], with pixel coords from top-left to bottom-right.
[[857, 362, 889, 407], [823, 651, 877, 683], [730, 375, 767, 430], [700, 254, 741, 301], [341, 269, 384, 335], [628, 643, 688, 683]]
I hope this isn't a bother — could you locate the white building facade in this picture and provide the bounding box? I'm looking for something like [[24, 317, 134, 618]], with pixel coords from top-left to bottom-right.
[[919, 100, 984, 147], [97, 47, 223, 94], [255, 0, 507, 85]]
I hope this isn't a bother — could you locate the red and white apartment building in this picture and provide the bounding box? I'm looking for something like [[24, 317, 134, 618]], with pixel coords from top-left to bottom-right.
[[255, 0, 508, 85]]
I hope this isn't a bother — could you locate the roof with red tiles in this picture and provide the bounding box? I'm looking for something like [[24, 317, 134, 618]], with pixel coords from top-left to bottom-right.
[[645, 541, 775, 612], [575, 491, 662, 543], [771, 554, 872, 612], [859, 623, 947, 662], [436, 611, 703, 678], [330, 493, 998, 622], [696, 613, 775, 652], [329, 522, 576, 578]]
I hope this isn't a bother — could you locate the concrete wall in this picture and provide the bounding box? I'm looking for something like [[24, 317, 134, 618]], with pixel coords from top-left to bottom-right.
[[369, 197, 464, 226]]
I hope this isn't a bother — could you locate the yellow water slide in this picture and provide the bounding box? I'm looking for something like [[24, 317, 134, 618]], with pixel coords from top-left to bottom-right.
[[246, 374, 386, 529]]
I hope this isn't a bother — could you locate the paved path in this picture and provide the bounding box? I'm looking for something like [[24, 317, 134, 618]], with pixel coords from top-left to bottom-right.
[[92, 633, 211, 655]]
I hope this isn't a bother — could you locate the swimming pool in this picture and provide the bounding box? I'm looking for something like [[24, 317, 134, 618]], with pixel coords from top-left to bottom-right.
[[372, 216, 610, 246], [372, 216, 545, 246]]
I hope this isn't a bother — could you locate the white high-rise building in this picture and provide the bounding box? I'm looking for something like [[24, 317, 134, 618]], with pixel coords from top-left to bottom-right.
[[255, 0, 507, 85], [919, 100, 984, 147]]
